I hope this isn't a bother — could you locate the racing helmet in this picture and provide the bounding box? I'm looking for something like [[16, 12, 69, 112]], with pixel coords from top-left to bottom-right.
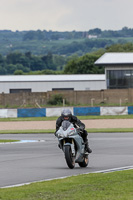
[[61, 108, 72, 121]]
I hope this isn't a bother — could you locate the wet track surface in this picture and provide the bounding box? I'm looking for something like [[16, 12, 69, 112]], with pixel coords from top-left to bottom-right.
[[0, 133, 133, 188]]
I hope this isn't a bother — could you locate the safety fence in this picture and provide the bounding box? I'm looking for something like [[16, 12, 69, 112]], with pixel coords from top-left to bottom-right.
[[0, 106, 133, 118]]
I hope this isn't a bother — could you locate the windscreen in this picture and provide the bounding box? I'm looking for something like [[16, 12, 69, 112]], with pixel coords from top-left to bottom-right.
[[61, 120, 71, 131]]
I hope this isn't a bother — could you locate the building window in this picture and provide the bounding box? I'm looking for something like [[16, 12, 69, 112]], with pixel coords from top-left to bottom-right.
[[52, 88, 74, 91], [10, 89, 31, 93], [107, 70, 133, 89]]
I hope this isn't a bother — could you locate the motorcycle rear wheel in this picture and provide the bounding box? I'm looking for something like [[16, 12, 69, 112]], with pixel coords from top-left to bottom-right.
[[64, 146, 75, 169], [78, 155, 89, 167]]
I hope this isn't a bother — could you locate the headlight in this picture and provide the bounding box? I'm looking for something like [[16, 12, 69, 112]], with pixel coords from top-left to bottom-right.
[[68, 130, 75, 136], [58, 133, 65, 138]]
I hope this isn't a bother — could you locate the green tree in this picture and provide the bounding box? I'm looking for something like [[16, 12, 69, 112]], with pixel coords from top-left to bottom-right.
[[88, 28, 102, 35], [14, 70, 24, 75], [0, 65, 7, 74], [6, 64, 17, 74], [63, 54, 104, 74], [0, 54, 5, 64], [6, 52, 23, 64], [41, 53, 56, 70], [30, 56, 45, 71], [47, 94, 69, 105], [106, 43, 133, 52]]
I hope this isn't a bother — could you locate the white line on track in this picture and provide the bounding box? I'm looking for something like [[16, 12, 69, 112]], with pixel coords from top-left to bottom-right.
[[1, 165, 133, 189], [92, 165, 133, 173], [0, 140, 45, 144]]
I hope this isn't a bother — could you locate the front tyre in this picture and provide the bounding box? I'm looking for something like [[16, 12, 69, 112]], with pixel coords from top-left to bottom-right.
[[78, 155, 89, 167], [64, 146, 75, 169]]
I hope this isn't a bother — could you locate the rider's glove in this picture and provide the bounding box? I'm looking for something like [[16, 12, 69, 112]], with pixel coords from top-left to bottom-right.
[[77, 127, 83, 134], [79, 127, 84, 132], [54, 131, 57, 136], [55, 131, 59, 137]]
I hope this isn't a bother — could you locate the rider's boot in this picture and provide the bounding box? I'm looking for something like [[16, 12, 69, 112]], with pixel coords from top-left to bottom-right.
[[85, 139, 92, 153]]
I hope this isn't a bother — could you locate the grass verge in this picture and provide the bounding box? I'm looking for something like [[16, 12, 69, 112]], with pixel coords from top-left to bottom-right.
[[0, 129, 55, 134], [87, 128, 133, 133], [0, 170, 133, 200], [0, 128, 133, 134], [1, 114, 133, 122], [0, 140, 19, 143]]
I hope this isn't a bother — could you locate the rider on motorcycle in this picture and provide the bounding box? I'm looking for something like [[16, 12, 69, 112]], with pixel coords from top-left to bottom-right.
[[55, 108, 92, 153]]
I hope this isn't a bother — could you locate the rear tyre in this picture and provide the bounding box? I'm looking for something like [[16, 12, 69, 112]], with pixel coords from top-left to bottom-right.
[[78, 155, 89, 167], [64, 146, 75, 169]]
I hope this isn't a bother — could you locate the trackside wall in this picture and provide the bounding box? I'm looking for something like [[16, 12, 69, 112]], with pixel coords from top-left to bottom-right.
[[0, 88, 133, 106]]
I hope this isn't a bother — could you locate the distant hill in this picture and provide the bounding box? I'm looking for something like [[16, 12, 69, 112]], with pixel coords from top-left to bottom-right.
[[0, 27, 133, 56]]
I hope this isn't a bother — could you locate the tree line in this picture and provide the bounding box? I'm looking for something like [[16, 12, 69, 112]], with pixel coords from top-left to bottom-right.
[[22, 27, 133, 41], [0, 52, 67, 75], [1, 27, 133, 56], [1, 27, 133, 42], [1, 42, 133, 75]]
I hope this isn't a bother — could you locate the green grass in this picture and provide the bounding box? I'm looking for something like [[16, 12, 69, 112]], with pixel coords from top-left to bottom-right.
[[1, 114, 133, 122], [0, 170, 133, 200], [0, 128, 133, 134], [0, 130, 55, 134], [87, 128, 133, 133], [0, 140, 19, 143], [0, 116, 58, 122]]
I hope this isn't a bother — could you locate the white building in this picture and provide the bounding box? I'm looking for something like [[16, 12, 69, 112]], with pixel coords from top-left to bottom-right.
[[95, 52, 133, 89], [0, 74, 106, 94], [87, 35, 98, 39]]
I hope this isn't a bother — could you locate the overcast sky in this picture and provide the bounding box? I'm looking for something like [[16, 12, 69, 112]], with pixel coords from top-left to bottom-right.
[[0, 0, 133, 32]]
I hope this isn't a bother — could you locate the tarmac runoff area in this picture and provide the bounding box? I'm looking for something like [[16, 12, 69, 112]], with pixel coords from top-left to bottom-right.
[[1, 119, 133, 130], [0, 131, 133, 188], [0, 119, 133, 188]]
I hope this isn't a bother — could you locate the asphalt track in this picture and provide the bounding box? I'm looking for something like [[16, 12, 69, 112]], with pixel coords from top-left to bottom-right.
[[0, 133, 133, 188]]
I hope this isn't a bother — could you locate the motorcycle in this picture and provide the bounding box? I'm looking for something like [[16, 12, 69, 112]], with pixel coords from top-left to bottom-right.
[[55, 120, 89, 169]]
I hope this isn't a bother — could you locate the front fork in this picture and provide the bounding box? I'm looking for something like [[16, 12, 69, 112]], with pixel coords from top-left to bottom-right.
[[63, 139, 76, 156]]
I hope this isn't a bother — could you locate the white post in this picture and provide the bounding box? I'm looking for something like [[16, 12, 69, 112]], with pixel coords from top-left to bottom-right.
[[91, 98, 95, 107], [120, 98, 122, 106], [63, 99, 65, 107]]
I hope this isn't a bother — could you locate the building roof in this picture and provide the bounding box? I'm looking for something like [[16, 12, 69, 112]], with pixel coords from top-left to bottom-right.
[[0, 74, 105, 82], [95, 52, 133, 65]]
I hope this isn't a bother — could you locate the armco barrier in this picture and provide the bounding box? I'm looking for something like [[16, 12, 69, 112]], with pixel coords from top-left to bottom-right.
[[46, 107, 73, 117], [128, 106, 133, 115], [7, 109, 18, 118], [0, 106, 133, 118], [74, 107, 100, 116], [17, 108, 46, 118], [0, 109, 17, 118], [100, 106, 128, 115], [0, 109, 8, 118]]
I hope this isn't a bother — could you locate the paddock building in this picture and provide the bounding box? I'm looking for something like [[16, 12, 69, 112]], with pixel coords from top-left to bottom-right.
[[0, 74, 106, 94], [95, 52, 133, 89]]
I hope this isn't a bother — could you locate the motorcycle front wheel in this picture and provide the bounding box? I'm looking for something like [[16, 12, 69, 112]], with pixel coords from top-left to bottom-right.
[[78, 155, 89, 167], [64, 146, 75, 169]]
